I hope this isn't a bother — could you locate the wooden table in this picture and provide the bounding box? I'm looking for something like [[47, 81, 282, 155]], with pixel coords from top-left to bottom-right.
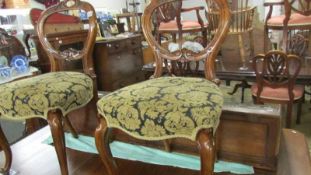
[[142, 57, 311, 85]]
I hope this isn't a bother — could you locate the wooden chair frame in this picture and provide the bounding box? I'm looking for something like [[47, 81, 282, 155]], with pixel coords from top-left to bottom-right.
[[207, 0, 256, 60], [252, 50, 303, 128], [264, 0, 311, 52], [155, 1, 208, 46]]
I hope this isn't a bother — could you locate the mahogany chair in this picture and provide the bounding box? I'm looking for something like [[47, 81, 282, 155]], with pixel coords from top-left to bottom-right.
[[154, 1, 208, 46], [0, 0, 97, 175], [207, 0, 256, 67], [95, 0, 230, 175], [264, 0, 311, 52], [251, 51, 304, 128]]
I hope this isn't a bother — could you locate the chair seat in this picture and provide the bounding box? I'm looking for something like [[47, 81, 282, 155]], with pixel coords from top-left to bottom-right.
[[159, 20, 208, 32], [97, 77, 223, 141], [251, 84, 304, 101], [267, 13, 311, 27], [0, 72, 93, 120]]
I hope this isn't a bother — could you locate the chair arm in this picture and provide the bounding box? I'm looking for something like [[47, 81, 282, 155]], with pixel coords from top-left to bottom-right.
[[181, 6, 205, 13], [264, 1, 285, 24], [181, 6, 205, 27], [231, 6, 256, 14], [263, 1, 284, 7]]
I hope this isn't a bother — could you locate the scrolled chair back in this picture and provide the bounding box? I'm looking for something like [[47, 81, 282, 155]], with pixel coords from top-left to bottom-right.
[[142, 0, 231, 82], [36, 0, 97, 74]]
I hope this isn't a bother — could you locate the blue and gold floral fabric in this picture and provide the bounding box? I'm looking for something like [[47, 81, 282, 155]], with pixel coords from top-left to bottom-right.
[[0, 72, 93, 120], [97, 77, 223, 141]]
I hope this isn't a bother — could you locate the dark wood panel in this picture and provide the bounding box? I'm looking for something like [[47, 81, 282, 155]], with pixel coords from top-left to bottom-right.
[[94, 35, 145, 91]]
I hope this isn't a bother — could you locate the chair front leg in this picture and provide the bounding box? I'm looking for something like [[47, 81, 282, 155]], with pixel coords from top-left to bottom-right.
[[197, 128, 215, 175], [95, 117, 119, 175], [286, 102, 293, 128], [47, 109, 68, 175], [0, 124, 12, 175]]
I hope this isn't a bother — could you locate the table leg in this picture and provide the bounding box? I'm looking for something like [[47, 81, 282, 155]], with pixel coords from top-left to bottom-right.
[[228, 80, 251, 103]]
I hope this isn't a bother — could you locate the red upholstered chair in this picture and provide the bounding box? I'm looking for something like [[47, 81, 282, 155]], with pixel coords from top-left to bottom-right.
[[264, 0, 311, 52], [155, 1, 208, 46], [251, 51, 304, 128]]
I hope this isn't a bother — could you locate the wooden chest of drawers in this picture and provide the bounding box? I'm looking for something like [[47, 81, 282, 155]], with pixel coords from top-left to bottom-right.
[[94, 35, 145, 91]]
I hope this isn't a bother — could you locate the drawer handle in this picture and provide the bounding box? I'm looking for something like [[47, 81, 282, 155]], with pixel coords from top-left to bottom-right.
[[114, 44, 120, 49]]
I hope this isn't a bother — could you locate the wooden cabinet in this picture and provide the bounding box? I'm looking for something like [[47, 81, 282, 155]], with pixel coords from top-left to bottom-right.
[[94, 35, 145, 91], [217, 105, 281, 173]]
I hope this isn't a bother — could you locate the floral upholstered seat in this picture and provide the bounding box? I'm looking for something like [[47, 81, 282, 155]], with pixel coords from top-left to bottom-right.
[[97, 77, 223, 141], [0, 71, 93, 120]]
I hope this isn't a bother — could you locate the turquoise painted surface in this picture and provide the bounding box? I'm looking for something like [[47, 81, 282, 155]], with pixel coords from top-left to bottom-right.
[[43, 133, 254, 174]]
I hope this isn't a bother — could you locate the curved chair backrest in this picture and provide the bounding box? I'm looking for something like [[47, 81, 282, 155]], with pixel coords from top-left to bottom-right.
[[143, 0, 230, 82], [207, 0, 255, 34], [36, 0, 97, 75], [253, 51, 301, 99], [285, 0, 311, 16]]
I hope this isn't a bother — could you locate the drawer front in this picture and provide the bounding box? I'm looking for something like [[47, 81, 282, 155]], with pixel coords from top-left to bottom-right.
[[107, 41, 127, 54], [127, 37, 141, 49], [111, 72, 145, 90]]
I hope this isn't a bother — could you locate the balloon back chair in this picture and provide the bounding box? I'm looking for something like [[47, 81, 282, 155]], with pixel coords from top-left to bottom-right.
[[95, 0, 230, 175], [264, 0, 311, 52], [0, 0, 97, 175], [251, 51, 304, 128]]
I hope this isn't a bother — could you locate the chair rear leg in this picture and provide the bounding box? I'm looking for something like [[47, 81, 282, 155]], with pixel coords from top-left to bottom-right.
[[47, 109, 68, 175], [63, 115, 78, 138], [0, 124, 12, 175], [296, 99, 303, 124], [197, 129, 215, 175], [95, 117, 119, 175]]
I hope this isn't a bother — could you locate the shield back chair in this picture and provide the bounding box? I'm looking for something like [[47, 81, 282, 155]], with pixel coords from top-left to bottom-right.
[[95, 0, 231, 175], [0, 0, 97, 175], [251, 51, 304, 128], [264, 0, 311, 53]]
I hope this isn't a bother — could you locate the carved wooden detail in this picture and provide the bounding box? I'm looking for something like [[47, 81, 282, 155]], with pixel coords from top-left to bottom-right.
[[287, 33, 308, 57]]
